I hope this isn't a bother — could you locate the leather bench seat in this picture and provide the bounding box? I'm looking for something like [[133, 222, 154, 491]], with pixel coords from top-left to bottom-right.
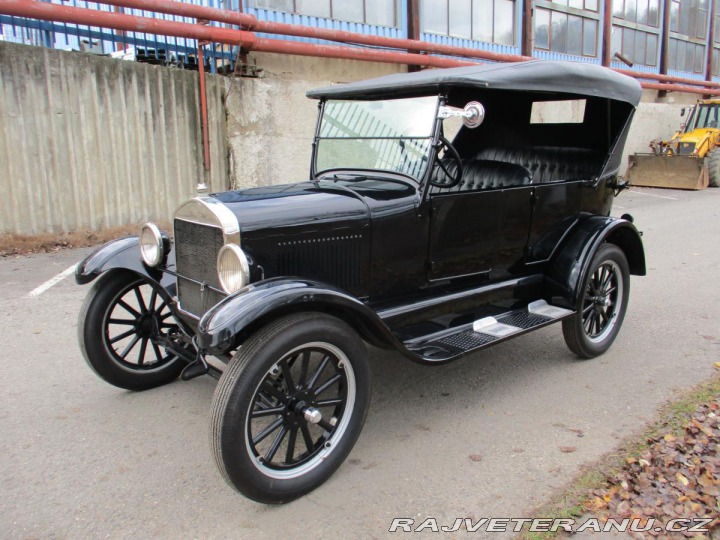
[[474, 146, 604, 184], [431, 159, 532, 193]]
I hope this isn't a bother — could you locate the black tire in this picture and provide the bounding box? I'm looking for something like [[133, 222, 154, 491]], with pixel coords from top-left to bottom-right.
[[77, 270, 184, 391], [708, 148, 720, 188], [210, 313, 371, 504], [562, 243, 630, 359]]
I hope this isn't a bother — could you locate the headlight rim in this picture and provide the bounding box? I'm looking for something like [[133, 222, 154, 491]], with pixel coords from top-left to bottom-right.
[[217, 243, 250, 294], [140, 222, 164, 268]]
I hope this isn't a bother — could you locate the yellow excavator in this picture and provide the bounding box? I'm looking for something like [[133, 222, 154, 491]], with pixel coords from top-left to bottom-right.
[[626, 99, 720, 190]]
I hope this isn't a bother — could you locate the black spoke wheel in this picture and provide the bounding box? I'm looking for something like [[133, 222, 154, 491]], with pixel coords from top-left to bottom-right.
[[211, 313, 370, 504], [78, 270, 184, 390], [563, 243, 630, 359]]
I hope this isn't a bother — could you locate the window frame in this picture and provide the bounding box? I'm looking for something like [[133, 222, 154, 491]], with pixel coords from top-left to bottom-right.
[[247, 0, 399, 28], [533, 0, 601, 57], [419, 0, 518, 46]]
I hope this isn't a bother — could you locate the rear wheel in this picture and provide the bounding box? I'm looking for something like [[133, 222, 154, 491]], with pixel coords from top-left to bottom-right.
[[562, 244, 630, 359], [210, 313, 370, 504], [707, 148, 720, 187], [77, 270, 184, 390]]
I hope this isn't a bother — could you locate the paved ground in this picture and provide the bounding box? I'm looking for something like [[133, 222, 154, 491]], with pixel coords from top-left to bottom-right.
[[1, 187, 719, 539]]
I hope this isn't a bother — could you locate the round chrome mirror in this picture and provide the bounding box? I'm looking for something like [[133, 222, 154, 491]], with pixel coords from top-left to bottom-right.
[[463, 101, 485, 129]]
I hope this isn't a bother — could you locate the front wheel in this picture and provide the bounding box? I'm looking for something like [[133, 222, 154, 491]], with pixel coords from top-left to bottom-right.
[[210, 313, 371, 504], [562, 243, 630, 359], [77, 270, 184, 390], [707, 147, 720, 187]]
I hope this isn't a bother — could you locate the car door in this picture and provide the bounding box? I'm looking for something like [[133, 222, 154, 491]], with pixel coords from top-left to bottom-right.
[[427, 185, 534, 282]]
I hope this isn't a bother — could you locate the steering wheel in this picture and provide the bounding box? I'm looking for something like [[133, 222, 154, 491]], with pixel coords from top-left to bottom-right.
[[429, 135, 463, 188]]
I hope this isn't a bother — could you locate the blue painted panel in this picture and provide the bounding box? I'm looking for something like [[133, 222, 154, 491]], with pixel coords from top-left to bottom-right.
[[611, 61, 660, 73], [245, 7, 402, 46], [532, 50, 601, 64], [667, 69, 705, 80], [419, 32, 521, 57]]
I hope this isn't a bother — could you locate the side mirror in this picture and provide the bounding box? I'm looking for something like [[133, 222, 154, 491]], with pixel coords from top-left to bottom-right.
[[680, 107, 686, 117], [462, 101, 485, 129], [438, 101, 485, 129]]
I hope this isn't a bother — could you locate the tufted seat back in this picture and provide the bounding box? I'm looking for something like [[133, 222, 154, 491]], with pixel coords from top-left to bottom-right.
[[431, 159, 533, 193], [474, 147, 604, 184]]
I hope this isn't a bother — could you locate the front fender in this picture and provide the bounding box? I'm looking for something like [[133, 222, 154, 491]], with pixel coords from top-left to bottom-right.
[[197, 278, 405, 355], [75, 236, 177, 296], [546, 216, 646, 307]]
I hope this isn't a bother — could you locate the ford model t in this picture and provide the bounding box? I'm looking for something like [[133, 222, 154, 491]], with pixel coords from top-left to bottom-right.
[[76, 61, 646, 503]]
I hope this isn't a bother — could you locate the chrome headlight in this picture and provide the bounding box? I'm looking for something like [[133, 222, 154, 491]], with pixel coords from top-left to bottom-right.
[[140, 223, 164, 267], [217, 244, 250, 294]]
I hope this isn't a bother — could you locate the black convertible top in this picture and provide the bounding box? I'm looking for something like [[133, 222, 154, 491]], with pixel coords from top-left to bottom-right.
[[307, 60, 642, 107]]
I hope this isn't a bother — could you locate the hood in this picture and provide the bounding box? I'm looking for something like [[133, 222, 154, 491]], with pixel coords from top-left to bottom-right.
[[677, 128, 716, 144], [211, 181, 370, 238]]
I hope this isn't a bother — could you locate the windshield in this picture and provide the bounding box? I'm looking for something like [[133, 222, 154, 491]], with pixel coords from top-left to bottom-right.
[[314, 96, 439, 181], [692, 104, 720, 129]]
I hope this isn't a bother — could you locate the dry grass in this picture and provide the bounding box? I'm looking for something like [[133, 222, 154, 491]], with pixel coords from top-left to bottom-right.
[[0, 221, 172, 257], [519, 374, 720, 540]]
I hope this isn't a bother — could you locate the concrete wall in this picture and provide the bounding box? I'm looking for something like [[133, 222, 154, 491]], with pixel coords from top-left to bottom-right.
[[620, 97, 687, 175], [0, 41, 227, 235]]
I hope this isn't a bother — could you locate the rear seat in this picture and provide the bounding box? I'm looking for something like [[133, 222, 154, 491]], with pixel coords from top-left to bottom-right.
[[431, 159, 532, 193], [474, 147, 604, 183]]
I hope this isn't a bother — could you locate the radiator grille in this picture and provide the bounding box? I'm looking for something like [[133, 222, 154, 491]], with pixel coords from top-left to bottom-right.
[[174, 219, 226, 317], [276, 235, 361, 290]]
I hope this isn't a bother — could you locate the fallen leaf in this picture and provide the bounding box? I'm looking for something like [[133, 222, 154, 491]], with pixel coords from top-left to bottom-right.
[[559, 446, 577, 453]]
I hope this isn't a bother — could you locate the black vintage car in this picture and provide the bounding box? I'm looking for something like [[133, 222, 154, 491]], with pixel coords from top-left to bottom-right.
[[76, 60, 645, 504]]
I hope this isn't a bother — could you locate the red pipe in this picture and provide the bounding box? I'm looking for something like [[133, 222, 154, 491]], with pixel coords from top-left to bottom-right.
[[614, 68, 720, 89], [0, 0, 256, 47], [641, 82, 720, 95], [0, 0, 471, 69], [92, 0, 532, 64], [95, 0, 720, 90], [252, 37, 473, 68], [5, 0, 720, 94]]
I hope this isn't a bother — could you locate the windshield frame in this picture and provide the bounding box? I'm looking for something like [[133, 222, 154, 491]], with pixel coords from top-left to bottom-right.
[[310, 95, 444, 186]]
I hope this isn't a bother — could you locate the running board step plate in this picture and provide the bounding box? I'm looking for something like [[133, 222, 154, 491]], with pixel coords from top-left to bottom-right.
[[404, 301, 574, 362]]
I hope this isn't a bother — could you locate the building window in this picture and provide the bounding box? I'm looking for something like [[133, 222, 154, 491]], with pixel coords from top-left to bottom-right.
[[611, 0, 660, 66], [249, 0, 398, 27], [419, 0, 516, 46], [534, 0, 599, 57], [666, 0, 708, 73]]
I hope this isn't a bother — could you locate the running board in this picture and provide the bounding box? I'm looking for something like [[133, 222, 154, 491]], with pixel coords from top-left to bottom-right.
[[403, 300, 574, 362]]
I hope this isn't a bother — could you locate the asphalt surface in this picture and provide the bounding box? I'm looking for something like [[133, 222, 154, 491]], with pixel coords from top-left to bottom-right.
[[2, 187, 719, 539]]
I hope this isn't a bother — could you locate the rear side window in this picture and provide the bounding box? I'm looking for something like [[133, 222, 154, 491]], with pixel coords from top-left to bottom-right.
[[530, 99, 587, 124]]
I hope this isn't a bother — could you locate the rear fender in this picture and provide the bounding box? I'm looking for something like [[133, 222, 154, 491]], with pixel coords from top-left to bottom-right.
[[197, 278, 405, 355], [545, 216, 645, 308], [75, 236, 177, 298]]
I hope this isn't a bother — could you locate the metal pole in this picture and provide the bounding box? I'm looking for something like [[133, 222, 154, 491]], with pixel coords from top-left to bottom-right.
[[658, 0, 672, 97], [522, 0, 533, 57], [704, 0, 717, 97], [407, 0, 421, 72], [197, 40, 210, 191], [601, 0, 613, 66]]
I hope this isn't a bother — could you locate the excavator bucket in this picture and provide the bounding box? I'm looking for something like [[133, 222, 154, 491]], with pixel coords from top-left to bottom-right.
[[626, 153, 709, 190]]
